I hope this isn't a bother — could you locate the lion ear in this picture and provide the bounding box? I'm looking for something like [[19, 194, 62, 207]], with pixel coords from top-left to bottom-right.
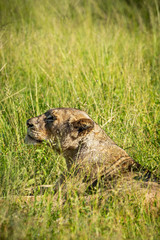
[[72, 118, 94, 135]]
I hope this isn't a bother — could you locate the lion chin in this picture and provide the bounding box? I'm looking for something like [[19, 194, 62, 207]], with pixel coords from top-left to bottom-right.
[[24, 134, 42, 145]]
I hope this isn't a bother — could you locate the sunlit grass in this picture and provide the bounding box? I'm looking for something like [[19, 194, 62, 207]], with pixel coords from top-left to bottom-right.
[[0, 0, 160, 239]]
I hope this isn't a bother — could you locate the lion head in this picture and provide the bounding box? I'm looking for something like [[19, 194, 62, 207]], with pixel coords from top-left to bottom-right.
[[25, 108, 95, 152]]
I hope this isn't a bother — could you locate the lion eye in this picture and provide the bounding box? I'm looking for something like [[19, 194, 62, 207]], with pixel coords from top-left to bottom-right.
[[46, 115, 56, 122]]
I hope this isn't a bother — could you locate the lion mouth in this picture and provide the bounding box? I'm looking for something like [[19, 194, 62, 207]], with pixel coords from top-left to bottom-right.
[[24, 134, 43, 145]]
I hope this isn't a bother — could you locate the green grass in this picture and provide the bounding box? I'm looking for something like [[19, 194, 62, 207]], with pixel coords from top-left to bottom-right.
[[0, 0, 160, 239]]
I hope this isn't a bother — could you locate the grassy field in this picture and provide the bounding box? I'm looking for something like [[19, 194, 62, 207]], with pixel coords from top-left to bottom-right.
[[0, 0, 160, 239]]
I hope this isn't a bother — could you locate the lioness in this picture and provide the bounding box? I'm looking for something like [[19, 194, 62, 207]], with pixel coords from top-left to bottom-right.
[[24, 108, 158, 192]]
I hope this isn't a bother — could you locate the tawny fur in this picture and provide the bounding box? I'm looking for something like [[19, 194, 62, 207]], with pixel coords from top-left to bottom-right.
[[25, 108, 159, 194]]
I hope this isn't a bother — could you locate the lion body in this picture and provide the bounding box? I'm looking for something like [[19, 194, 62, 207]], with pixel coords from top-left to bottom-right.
[[25, 108, 159, 194]]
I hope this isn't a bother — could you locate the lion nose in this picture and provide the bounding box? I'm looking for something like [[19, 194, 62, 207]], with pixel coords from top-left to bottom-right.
[[27, 119, 35, 128]]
